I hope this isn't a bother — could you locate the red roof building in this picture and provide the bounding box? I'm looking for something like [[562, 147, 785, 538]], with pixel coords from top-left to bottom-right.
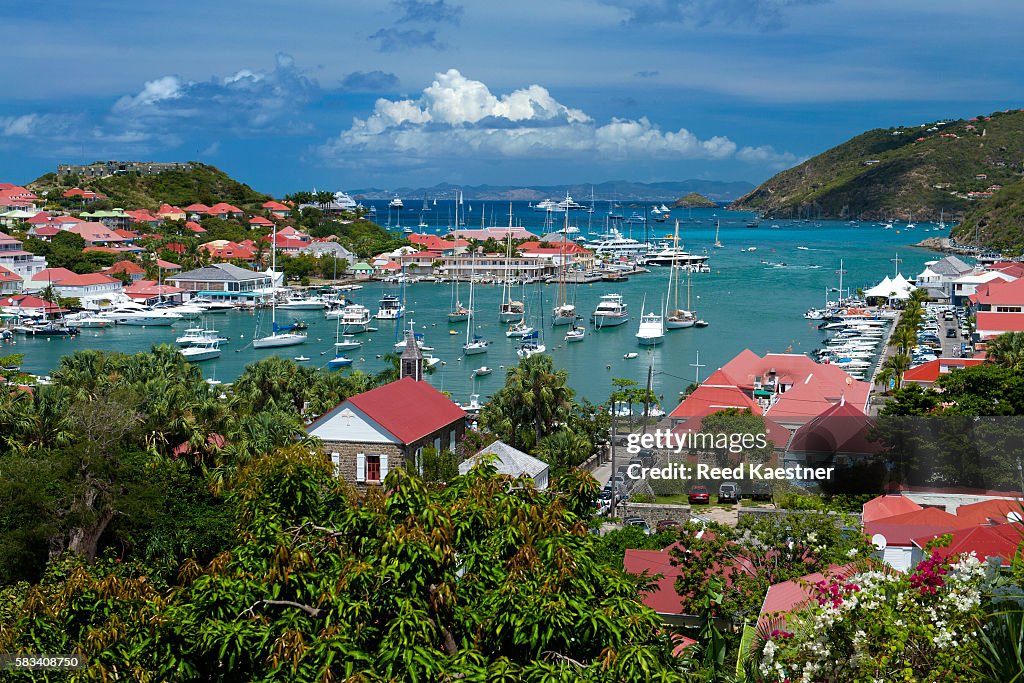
[[862, 494, 923, 525], [262, 200, 291, 218], [68, 222, 129, 247], [125, 209, 162, 226], [156, 204, 187, 221], [408, 233, 470, 252], [184, 221, 207, 234], [0, 294, 62, 315], [200, 240, 257, 262], [184, 203, 211, 214], [31, 268, 123, 298], [104, 260, 146, 281], [758, 563, 860, 627], [62, 187, 107, 201], [975, 311, 1024, 338], [249, 216, 275, 228], [306, 376, 467, 486], [955, 498, 1024, 526], [902, 357, 986, 387], [787, 400, 883, 457], [0, 264, 21, 294], [207, 202, 245, 218], [156, 259, 181, 271], [124, 279, 188, 302]]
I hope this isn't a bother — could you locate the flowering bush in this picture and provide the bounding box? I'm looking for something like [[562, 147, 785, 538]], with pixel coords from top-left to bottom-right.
[[752, 553, 987, 682]]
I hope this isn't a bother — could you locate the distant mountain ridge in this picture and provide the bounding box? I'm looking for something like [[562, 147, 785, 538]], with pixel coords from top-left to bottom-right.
[[350, 179, 753, 203], [730, 109, 1024, 223]]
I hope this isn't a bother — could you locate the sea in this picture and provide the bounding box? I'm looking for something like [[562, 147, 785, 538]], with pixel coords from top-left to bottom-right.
[[6, 202, 952, 410]]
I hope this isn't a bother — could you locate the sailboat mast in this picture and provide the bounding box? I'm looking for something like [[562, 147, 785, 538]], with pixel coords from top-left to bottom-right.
[[270, 223, 277, 326], [465, 256, 475, 346]]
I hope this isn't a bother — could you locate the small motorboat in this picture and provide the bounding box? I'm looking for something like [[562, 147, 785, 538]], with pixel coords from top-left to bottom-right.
[[623, 352, 639, 359], [565, 327, 585, 343], [294, 355, 310, 362], [474, 366, 492, 376], [327, 355, 353, 369]]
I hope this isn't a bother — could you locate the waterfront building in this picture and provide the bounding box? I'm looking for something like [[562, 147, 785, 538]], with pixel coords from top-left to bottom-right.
[[30, 267, 123, 304], [0, 265, 22, 294], [949, 270, 1016, 305], [167, 263, 272, 302]]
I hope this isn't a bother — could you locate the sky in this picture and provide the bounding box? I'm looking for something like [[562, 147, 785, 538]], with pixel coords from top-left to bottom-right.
[[1, 0, 1021, 196]]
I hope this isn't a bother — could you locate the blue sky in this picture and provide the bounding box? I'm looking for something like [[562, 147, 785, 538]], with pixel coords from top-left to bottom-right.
[[1, 0, 1021, 195]]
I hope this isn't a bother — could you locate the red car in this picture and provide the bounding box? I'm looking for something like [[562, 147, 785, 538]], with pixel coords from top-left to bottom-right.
[[688, 485, 710, 505]]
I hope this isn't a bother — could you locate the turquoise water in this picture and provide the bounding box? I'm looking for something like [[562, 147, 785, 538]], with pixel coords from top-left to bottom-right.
[[5, 206, 947, 408]]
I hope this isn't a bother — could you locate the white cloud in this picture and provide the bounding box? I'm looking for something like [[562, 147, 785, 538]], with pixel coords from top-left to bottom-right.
[[1, 114, 40, 136], [114, 76, 183, 111], [321, 69, 790, 168]]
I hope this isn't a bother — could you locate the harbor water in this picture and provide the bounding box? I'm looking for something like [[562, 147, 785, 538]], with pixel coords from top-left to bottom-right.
[[5, 206, 948, 408]]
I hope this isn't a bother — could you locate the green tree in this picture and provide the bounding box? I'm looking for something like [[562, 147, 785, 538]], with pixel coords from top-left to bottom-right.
[[481, 354, 575, 451], [986, 331, 1024, 371]]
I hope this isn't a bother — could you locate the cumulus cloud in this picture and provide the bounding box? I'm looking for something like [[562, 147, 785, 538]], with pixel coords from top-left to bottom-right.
[[113, 76, 183, 111], [319, 69, 790, 168], [340, 70, 401, 92], [601, 0, 830, 31], [1, 114, 42, 137], [736, 144, 799, 166]]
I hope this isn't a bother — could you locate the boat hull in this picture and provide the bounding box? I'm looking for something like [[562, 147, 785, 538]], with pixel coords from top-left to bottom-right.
[[252, 333, 307, 348], [592, 315, 629, 328], [463, 344, 488, 355], [665, 319, 695, 329], [179, 349, 221, 361]]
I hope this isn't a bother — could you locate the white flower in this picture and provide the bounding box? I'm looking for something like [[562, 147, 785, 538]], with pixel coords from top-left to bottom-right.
[[847, 548, 858, 558]]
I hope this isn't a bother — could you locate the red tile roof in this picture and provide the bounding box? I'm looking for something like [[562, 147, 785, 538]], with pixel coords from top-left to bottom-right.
[[408, 233, 470, 250], [912, 523, 1024, 564], [759, 563, 860, 622], [669, 377, 762, 419], [184, 203, 211, 213], [156, 259, 181, 270], [340, 376, 465, 445], [184, 221, 207, 233], [32, 268, 119, 287], [105, 260, 146, 275], [62, 187, 107, 200], [671, 414, 792, 450], [862, 494, 923, 525], [207, 202, 244, 215], [249, 216, 275, 227], [262, 200, 290, 211], [518, 240, 591, 254], [623, 547, 685, 615], [0, 294, 61, 312]]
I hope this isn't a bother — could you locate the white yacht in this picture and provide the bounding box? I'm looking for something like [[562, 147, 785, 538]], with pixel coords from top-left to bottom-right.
[[191, 299, 234, 314], [65, 312, 109, 328], [99, 303, 181, 326], [389, 195, 403, 209], [635, 300, 664, 346], [333, 191, 357, 209], [339, 304, 371, 333], [506, 321, 534, 338], [564, 327, 585, 342], [584, 229, 649, 258], [278, 295, 328, 310], [175, 326, 227, 346], [375, 294, 404, 320], [591, 294, 629, 328], [179, 339, 221, 362], [334, 334, 362, 351], [642, 247, 709, 268], [533, 199, 562, 212]]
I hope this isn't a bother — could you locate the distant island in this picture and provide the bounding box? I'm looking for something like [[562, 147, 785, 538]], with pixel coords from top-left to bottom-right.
[[730, 109, 1024, 235], [672, 192, 717, 208]]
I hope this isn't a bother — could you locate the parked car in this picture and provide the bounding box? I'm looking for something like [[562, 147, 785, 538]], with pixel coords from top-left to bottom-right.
[[656, 519, 681, 532], [751, 481, 772, 501], [688, 485, 710, 505], [718, 481, 740, 504], [623, 516, 651, 534]]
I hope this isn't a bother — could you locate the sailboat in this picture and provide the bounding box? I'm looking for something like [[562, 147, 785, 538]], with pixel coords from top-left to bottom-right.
[[551, 210, 577, 326], [253, 225, 307, 348], [713, 219, 723, 248], [665, 220, 696, 329], [448, 276, 471, 322], [506, 283, 534, 337], [517, 288, 546, 358], [905, 210, 916, 229], [498, 226, 525, 322], [635, 295, 665, 345], [463, 256, 488, 356]]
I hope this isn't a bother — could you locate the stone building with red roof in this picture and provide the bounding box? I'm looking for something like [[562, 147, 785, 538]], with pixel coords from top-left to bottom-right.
[[306, 375, 466, 487]]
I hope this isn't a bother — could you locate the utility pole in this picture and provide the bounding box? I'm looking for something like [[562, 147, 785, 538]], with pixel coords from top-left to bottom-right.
[[610, 401, 618, 518]]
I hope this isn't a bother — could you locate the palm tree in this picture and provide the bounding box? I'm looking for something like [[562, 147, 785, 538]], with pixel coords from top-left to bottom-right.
[[481, 354, 575, 450], [879, 353, 912, 390], [890, 325, 918, 355], [985, 332, 1024, 371]]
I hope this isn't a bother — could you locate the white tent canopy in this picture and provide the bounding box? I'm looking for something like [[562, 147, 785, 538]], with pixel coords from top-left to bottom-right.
[[864, 273, 916, 300]]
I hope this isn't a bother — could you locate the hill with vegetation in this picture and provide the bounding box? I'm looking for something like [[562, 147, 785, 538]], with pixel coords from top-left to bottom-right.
[[672, 192, 717, 208], [29, 162, 271, 211], [951, 176, 1024, 253], [730, 109, 1024, 223]]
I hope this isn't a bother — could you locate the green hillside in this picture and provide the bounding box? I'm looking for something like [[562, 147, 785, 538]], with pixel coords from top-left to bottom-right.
[[730, 109, 1024, 222], [672, 192, 717, 208], [952, 177, 1024, 254], [30, 162, 271, 210]]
